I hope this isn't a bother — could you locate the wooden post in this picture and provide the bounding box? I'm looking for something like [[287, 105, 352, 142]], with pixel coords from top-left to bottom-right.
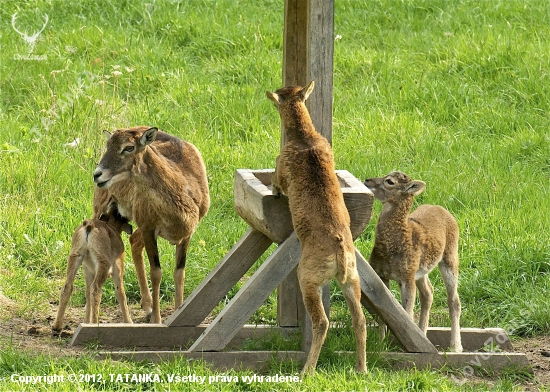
[[277, 0, 335, 338]]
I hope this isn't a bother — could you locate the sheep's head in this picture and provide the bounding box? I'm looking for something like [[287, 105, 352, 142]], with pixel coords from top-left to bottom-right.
[[93, 126, 157, 188], [364, 171, 425, 203], [98, 197, 133, 235], [266, 80, 314, 110]]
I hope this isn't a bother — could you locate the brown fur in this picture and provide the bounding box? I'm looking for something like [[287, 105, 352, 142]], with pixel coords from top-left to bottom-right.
[[93, 126, 210, 323], [365, 171, 462, 352], [266, 81, 367, 375], [52, 201, 133, 333]]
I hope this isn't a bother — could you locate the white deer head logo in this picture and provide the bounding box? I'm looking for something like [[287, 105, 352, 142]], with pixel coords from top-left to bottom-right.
[[11, 12, 49, 54]]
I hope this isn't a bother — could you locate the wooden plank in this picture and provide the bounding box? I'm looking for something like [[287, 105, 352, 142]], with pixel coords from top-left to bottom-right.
[[70, 324, 300, 350], [97, 351, 307, 372], [282, 0, 334, 144], [355, 249, 438, 353], [234, 170, 293, 243], [306, 0, 334, 144], [166, 228, 272, 327], [96, 350, 529, 374], [277, 265, 304, 327], [426, 327, 514, 352], [378, 352, 531, 373], [189, 232, 302, 352], [72, 321, 517, 355]]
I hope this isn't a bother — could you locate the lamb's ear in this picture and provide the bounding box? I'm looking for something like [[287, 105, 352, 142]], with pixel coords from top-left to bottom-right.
[[266, 91, 280, 106], [300, 80, 315, 101], [405, 180, 426, 196], [103, 130, 112, 140], [140, 127, 158, 147]]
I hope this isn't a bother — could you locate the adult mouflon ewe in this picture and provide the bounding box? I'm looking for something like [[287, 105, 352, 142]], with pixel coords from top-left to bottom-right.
[[267, 81, 367, 375], [364, 171, 462, 352], [93, 126, 210, 323]]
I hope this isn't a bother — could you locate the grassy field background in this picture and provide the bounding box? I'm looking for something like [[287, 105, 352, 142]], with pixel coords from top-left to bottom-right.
[[1, 0, 549, 390]]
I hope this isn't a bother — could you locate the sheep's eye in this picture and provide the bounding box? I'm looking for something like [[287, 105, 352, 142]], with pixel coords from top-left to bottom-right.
[[385, 179, 395, 186], [122, 146, 135, 153]]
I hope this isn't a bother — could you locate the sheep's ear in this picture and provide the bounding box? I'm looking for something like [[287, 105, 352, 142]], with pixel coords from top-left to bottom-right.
[[300, 80, 315, 101], [140, 127, 158, 147], [122, 222, 133, 235], [103, 130, 112, 140], [405, 180, 426, 196], [266, 91, 280, 106]]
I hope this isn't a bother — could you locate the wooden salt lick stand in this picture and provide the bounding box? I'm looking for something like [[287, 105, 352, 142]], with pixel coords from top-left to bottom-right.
[[71, 0, 529, 374]]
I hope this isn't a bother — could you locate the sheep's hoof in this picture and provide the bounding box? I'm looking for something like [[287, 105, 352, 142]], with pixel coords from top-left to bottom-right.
[[355, 365, 368, 374]]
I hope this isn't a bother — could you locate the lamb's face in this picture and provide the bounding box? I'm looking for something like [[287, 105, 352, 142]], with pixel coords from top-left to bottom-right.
[[364, 171, 424, 203]]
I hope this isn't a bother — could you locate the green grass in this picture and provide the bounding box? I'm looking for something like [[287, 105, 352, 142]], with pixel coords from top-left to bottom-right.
[[1, 0, 550, 390]]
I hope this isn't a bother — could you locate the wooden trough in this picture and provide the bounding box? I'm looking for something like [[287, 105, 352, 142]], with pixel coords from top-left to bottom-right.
[[68, 0, 530, 377], [70, 167, 530, 373]]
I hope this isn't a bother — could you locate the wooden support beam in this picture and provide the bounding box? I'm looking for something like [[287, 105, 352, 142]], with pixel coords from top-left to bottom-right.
[[70, 324, 299, 350], [72, 324, 514, 354], [378, 352, 531, 373], [97, 351, 307, 373], [355, 249, 438, 353], [282, 0, 334, 144], [426, 327, 514, 352], [95, 350, 530, 374], [166, 228, 272, 327], [189, 232, 302, 352]]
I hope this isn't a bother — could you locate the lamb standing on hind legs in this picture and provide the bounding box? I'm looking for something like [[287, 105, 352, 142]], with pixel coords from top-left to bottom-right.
[[52, 200, 133, 334], [266, 81, 367, 376], [93, 126, 210, 324], [364, 171, 463, 352]]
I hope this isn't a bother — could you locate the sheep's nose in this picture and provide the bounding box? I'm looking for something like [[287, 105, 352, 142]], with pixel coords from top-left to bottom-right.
[[93, 168, 102, 182]]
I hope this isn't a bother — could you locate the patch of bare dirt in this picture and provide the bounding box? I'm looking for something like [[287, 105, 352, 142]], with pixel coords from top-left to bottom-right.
[[514, 335, 550, 389]]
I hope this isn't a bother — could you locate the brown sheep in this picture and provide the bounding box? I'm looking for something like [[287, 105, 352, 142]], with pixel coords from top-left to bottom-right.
[[93, 126, 210, 323], [364, 171, 462, 352], [266, 81, 367, 375], [52, 200, 133, 334]]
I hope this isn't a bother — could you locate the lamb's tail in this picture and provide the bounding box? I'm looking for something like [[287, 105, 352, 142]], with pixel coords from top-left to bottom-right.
[[335, 235, 348, 283], [82, 219, 95, 241]]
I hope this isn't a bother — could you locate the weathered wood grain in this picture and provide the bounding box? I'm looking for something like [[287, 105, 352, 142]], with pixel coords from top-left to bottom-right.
[[189, 232, 302, 352], [97, 351, 307, 373], [166, 228, 273, 327], [355, 249, 438, 353]]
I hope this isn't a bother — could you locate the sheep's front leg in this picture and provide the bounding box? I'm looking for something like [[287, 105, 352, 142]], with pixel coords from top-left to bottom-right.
[[130, 229, 153, 320], [416, 275, 434, 334], [399, 279, 417, 321], [378, 278, 391, 340], [142, 230, 163, 324], [271, 155, 282, 197]]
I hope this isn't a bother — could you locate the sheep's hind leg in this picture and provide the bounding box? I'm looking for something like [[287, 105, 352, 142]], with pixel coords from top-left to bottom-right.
[[337, 270, 367, 374], [52, 253, 82, 333], [173, 238, 189, 309], [439, 261, 462, 352]]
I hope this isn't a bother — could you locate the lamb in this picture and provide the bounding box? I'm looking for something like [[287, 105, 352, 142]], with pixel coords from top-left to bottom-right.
[[93, 126, 210, 323], [364, 171, 462, 352], [52, 200, 133, 334], [266, 81, 367, 375]]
